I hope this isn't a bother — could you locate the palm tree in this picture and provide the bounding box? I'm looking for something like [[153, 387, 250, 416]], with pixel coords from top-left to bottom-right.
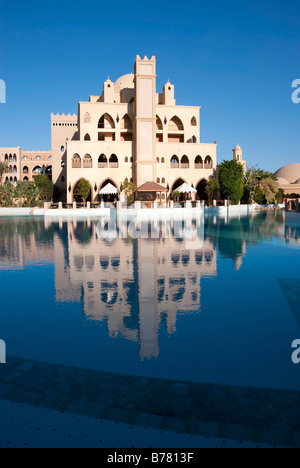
[[0, 162, 9, 184]]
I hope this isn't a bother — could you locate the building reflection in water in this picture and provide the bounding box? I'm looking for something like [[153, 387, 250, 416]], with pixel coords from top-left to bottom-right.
[[0, 211, 289, 361], [49, 216, 217, 361]]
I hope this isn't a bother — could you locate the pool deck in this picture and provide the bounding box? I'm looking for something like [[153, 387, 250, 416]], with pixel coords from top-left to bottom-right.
[[0, 357, 297, 448]]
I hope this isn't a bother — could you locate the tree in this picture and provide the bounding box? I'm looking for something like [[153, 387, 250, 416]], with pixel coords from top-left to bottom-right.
[[205, 178, 220, 205], [14, 181, 40, 207], [0, 182, 14, 207], [259, 177, 279, 204], [77, 180, 91, 207], [34, 174, 54, 200], [217, 160, 244, 205], [0, 162, 9, 184], [122, 181, 136, 204]]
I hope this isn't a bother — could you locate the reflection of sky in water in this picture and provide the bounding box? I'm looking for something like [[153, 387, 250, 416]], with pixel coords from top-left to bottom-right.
[[1, 211, 300, 390]]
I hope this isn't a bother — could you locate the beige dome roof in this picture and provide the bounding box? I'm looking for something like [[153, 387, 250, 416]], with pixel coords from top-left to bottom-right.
[[274, 163, 300, 184], [114, 74, 134, 92], [276, 177, 290, 185], [234, 144, 242, 151]]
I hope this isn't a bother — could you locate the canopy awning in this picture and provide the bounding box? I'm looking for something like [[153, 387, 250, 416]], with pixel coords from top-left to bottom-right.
[[137, 181, 168, 192], [99, 183, 120, 195], [175, 183, 197, 194]]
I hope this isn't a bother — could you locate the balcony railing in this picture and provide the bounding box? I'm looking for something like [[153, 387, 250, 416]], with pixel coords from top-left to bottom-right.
[[204, 164, 213, 169], [181, 163, 189, 169], [83, 161, 93, 168], [72, 160, 81, 168], [109, 162, 119, 168], [195, 163, 204, 169], [171, 163, 179, 169], [98, 162, 108, 168]]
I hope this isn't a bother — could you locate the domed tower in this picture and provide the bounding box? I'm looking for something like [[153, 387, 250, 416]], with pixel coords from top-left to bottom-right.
[[233, 144, 246, 174]]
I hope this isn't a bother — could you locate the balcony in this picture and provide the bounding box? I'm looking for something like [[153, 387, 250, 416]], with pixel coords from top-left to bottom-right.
[[195, 163, 204, 169], [171, 163, 179, 169], [204, 164, 213, 169], [72, 161, 81, 169], [181, 164, 189, 169], [98, 163, 108, 169], [109, 162, 119, 169], [83, 160, 93, 169]]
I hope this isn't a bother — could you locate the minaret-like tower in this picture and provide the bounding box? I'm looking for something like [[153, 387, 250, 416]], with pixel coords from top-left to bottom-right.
[[233, 144, 246, 174], [134, 55, 157, 187]]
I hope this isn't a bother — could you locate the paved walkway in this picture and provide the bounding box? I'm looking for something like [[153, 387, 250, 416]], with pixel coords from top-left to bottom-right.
[[0, 400, 272, 448]]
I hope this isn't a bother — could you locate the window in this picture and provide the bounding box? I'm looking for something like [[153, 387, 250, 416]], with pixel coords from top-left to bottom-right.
[[191, 117, 197, 126], [48, 156, 52, 161], [61, 146, 65, 152], [84, 112, 91, 123], [84, 133, 91, 141], [22, 156, 29, 161], [35, 156, 42, 161]]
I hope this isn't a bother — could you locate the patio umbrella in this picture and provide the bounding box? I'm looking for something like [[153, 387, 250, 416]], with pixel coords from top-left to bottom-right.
[[99, 183, 120, 195], [175, 183, 197, 194]]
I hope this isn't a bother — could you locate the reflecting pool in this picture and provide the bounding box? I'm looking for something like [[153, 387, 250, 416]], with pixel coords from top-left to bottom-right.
[[1, 211, 300, 393]]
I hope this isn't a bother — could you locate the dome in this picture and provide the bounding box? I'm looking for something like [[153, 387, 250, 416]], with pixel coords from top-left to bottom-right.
[[274, 163, 300, 184], [114, 74, 134, 92], [276, 177, 290, 185], [234, 144, 242, 151]]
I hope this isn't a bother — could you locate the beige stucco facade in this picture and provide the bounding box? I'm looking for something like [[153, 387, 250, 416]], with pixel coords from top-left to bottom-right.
[[1, 56, 247, 200], [52, 56, 218, 203]]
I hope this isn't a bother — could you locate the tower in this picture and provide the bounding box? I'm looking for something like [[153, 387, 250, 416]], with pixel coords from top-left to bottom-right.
[[134, 55, 157, 187], [233, 144, 246, 174]]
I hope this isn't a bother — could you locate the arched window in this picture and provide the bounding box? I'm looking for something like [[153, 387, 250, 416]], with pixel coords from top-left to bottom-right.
[[23, 166, 29, 174], [14, 177, 17, 183], [161, 157, 165, 164], [98, 113, 115, 129], [98, 154, 108, 168], [32, 166, 43, 175], [130, 178, 134, 183], [195, 156, 203, 168], [109, 154, 118, 168], [130, 157, 133, 163], [157, 178, 161, 183], [48, 156, 52, 161], [156, 157, 160, 163], [162, 178, 166, 184], [120, 114, 132, 130], [156, 116, 163, 131], [22, 156, 29, 160], [83, 154, 92, 168], [125, 157, 129, 163], [72, 154, 81, 168], [84, 112, 91, 123], [191, 117, 197, 126], [13, 165, 17, 173], [35, 156, 42, 161], [168, 116, 184, 132], [23, 177, 29, 182], [61, 146, 65, 152], [171, 155, 179, 168], [84, 133, 91, 141], [13, 154, 17, 162], [204, 156, 213, 169], [181, 155, 189, 168]]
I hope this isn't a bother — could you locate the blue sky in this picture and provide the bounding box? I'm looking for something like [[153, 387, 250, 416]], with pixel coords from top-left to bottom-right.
[[0, 0, 299, 172]]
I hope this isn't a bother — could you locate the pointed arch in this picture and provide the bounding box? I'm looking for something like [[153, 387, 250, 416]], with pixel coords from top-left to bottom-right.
[[98, 154, 108, 168], [204, 156, 213, 169], [181, 155, 189, 168], [84, 133, 91, 141], [196, 178, 208, 201], [84, 112, 91, 123], [172, 178, 187, 192], [191, 116, 197, 126], [168, 116, 184, 132], [72, 178, 93, 203], [72, 154, 81, 168], [98, 113, 115, 129], [170, 155, 179, 168], [120, 114, 133, 130], [83, 154, 93, 168], [156, 115, 163, 131], [195, 156, 203, 168]]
